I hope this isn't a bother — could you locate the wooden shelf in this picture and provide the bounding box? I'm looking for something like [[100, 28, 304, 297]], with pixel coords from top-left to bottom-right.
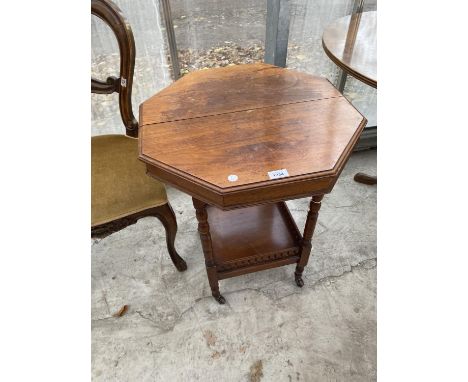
[[206, 202, 302, 279]]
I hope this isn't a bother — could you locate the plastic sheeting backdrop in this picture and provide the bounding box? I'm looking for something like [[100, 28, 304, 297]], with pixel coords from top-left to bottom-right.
[[91, 0, 376, 135]]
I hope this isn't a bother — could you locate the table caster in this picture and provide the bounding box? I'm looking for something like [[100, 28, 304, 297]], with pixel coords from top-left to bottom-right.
[[214, 294, 226, 304], [295, 276, 304, 288]]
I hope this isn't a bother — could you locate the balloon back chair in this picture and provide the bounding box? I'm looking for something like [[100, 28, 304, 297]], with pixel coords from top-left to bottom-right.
[[91, 0, 187, 272]]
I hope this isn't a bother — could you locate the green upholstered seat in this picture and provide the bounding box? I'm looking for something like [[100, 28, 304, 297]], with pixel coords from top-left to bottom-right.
[[91, 134, 168, 227]]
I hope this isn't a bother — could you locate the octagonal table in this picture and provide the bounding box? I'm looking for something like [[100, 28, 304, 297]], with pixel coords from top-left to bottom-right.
[[139, 63, 366, 304]]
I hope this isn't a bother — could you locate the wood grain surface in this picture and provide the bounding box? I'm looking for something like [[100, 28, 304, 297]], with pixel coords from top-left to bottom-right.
[[207, 202, 301, 264], [91, 0, 139, 136], [140, 96, 364, 189], [322, 11, 376, 88], [139, 64, 366, 209], [139, 63, 342, 126]]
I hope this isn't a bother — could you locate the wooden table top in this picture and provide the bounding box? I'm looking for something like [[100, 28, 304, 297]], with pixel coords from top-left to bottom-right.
[[322, 11, 376, 88], [139, 64, 366, 209]]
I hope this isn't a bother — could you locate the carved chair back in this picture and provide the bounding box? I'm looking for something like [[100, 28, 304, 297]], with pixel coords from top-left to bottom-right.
[[91, 0, 138, 137]]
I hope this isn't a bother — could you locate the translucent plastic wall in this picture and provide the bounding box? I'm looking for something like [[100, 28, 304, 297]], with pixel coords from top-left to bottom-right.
[[288, 0, 377, 126], [91, 0, 171, 136], [169, 0, 376, 125], [342, 1, 376, 126], [170, 0, 267, 74], [91, 0, 376, 135]]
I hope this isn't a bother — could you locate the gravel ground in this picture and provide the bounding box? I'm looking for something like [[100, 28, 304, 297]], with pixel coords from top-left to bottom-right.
[[178, 42, 265, 75]]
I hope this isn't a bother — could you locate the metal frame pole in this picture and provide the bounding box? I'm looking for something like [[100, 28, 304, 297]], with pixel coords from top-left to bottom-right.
[[265, 0, 290, 67], [160, 0, 180, 80], [336, 0, 365, 91]]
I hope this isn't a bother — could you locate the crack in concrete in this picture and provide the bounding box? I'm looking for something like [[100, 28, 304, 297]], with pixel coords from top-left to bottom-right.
[[177, 305, 195, 320], [291, 258, 376, 292], [134, 311, 178, 334], [136, 310, 159, 325], [92, 259, 376, 328], [217, 258, 377, 303], [186, 258, 376, 308], [102, 291, 110, 315], [92, 316, 114, 322], [113, 351, 127, 368]]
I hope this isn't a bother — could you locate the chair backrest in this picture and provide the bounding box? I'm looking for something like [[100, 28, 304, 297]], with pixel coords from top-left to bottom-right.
[[91, 0, 138, 137]]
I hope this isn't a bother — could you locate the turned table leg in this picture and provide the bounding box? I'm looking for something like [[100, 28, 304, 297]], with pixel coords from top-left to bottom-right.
[[192, 198, 225, 304], [295, 195, 323, 287]]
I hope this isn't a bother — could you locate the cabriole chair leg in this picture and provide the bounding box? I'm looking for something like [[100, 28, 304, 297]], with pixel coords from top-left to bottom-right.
[[154, 203, 187, 272]]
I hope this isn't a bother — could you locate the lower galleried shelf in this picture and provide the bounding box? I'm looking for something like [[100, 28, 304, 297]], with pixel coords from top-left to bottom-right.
[[206, 202, 303, 279]]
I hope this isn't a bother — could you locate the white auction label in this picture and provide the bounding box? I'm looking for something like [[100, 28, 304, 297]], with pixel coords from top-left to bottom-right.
[[268, 169, 289, 179]]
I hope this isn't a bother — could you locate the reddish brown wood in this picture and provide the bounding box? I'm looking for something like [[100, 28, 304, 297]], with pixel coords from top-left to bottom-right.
[[139, 63, 342, 126], [192, 198, 225, 304], [153, 203, 187, 272], [139, 67, 366, 210], [145, 163, 335, 209], [354, 172, 377, 185], [294, 195, 324, 287], [141, 97, 364, 190], [91, 76, 120, 94], [208, 202, 302, 273], [190, 197, 325, 302], [91, 0, 138, 137], [91, 204, 187, 272], [322, 11, 377, 88], [139, 64, 366, 303]]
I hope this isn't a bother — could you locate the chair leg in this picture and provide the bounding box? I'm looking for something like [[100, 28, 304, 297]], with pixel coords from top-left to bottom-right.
[[153, 203, 187, 272], [354, 172, 377, 185]]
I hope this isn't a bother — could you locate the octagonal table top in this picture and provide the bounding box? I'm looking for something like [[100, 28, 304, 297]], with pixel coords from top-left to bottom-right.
[[139, 63, 366, 209]]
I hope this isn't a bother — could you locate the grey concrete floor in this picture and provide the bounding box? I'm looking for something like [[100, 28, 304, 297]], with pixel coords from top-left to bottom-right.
[[92, 149, 376, 381]]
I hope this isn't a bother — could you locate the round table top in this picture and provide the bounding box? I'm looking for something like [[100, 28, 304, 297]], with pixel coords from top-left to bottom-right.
[[322, 11, 376, 88]]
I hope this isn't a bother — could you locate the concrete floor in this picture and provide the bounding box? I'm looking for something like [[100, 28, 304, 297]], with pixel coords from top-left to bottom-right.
[[92, 149, 376, 381]]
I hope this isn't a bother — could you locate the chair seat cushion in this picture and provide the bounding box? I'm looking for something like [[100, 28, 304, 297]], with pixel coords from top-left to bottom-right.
[[92, 134, 168, 226]]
